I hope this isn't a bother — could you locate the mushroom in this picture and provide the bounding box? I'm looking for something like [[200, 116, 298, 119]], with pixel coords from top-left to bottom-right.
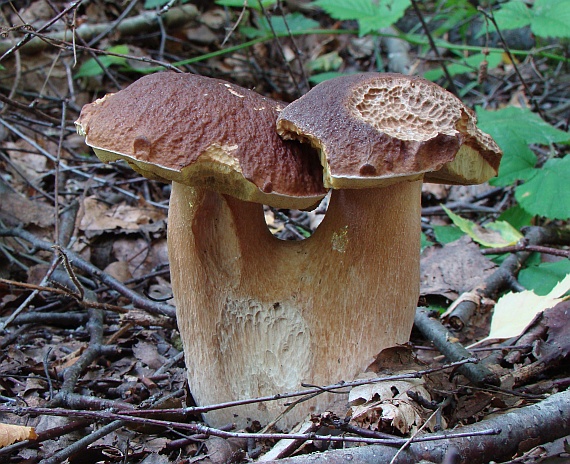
[[76, 72, 501, 429]]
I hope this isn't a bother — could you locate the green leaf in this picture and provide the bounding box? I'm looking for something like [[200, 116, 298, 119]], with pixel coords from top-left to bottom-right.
[[494, 0, 570, 38], [75, 45, 130, 78], [307, 51, 343, 72], [242, 12, 319, 38], [515, 157, 570, 219], [494, 0, 532, 30], [216, 0, 277, 10], [313, 0, 411, 35], [490, 139, 537, 186], [476, 106, 570, 186], [519, 261, 570, 295], [497, 205, 533, 230], [144, 0, 170, 7], [313, 0, 375, 20], [432, 1, 478, 37], [477, 106, 570, 147], [531, 0, 570, 38], [420, 232, 433, 252], [308, 71, 351, 84], [432, 225, 465, 244], [423, 51, 502, 81], [442, 205, 523, 247]]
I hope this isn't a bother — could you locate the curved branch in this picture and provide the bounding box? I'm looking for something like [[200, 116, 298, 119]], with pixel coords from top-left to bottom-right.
[[0, 227, 175, 318]]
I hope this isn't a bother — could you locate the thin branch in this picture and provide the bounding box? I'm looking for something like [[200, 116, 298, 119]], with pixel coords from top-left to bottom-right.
[[0, 4, 199, 58], [477, 6, 542, 115], [445, 226, 570, 331], [482, 243, 570, 258], [118, 357, 479, 417], [410, 0, 459, 95], [0, 227, 175, 318], [414, 308, 500, 387], [2, 404, 500, 447], [258, 388, 570, 464]]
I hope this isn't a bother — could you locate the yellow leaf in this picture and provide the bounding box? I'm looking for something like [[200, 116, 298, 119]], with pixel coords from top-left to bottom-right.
[[0, 423, 37, 448], [482, 273, 570, 342]]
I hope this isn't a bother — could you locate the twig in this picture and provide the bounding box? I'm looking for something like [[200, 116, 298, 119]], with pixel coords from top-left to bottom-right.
[[256, 0, 304, 95], [257, 388, 570, 464], [0, 118, 168, 210], [52, 305, 104, 399], [0, 227, 175, 318], [0, 0, 82, 61], [414, 308, 500, 387], [482, 242, 570, 258], [3, 404, 500, 447], [0, 256, 60, 331], [0, 420, 90, 458], [0, 278, 129, 314], [410, 0, 459, 95], [477, 7, 543, 116], [119, 357, 479, 417], [0, 4, 199, 58], [87, 0, 139, 47], [446, 226, 570, 331], [0, 311, 89, 328], [40, 420, 125, 464]]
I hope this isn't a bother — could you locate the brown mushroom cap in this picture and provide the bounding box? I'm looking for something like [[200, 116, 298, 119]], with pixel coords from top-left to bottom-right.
[[75, 72, 326, 209], [276, 72, 502, 189]]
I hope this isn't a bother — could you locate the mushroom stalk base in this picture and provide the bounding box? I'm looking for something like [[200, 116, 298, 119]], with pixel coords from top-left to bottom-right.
[[168, 179, 422, 428]]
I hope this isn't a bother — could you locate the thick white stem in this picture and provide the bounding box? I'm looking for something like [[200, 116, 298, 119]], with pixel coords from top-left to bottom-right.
[[167, 179, 422, 428]]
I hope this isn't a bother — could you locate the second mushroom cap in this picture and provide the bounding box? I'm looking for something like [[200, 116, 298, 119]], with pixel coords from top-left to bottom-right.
[[276, 72, 502, 189]]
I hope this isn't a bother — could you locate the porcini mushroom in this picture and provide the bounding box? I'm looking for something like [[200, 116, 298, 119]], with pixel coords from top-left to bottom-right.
[[76, 72, 501, 429]]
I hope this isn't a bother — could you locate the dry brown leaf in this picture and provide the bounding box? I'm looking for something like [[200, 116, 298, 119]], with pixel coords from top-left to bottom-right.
[[112, 237, 168, 279], [348, 373, 434, 435], [5, 141, 49, 183], [132, 340, 167, 370], [103, 260, 133, 283], [79, 196, 166, 237], [420, 236, 496, 300], [0, 422, 37, 448], [0, 188, 54, 228]]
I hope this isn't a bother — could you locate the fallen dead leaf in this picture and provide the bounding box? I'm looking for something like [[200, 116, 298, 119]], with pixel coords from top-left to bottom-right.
[[112, 237, 168, 279], [481, 273, 570, 343], [103, 260, 133, 283], [132, 340, 167, 370], [348, 372, 437, 435], [79, 196, 166, 238], [5, 140, 49, 185], [0, 186, 54, 228], [535, 300, 570, 365], [0, 422, 37, 448], [420, 236, 497, 300]]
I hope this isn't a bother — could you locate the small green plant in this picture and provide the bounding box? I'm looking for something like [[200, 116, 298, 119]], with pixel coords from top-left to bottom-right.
[[240, 12, 320, 38], [493, 0, 570, 39], [216, 0, 276, 10], [313, 0, 411, 36], [75, 45, 131, 78], [476, 106, 570, 220]]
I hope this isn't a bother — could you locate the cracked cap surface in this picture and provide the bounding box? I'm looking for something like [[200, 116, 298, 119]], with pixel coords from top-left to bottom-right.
[[276, 72, 502, 189]]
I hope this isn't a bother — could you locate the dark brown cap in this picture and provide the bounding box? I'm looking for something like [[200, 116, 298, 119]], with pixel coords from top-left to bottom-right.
[[76, 72, 326, 209], [276, 73, 501, 188]]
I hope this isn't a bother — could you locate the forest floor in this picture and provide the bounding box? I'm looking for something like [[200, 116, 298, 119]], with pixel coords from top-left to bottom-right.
[[0, 1, 569, 463]]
